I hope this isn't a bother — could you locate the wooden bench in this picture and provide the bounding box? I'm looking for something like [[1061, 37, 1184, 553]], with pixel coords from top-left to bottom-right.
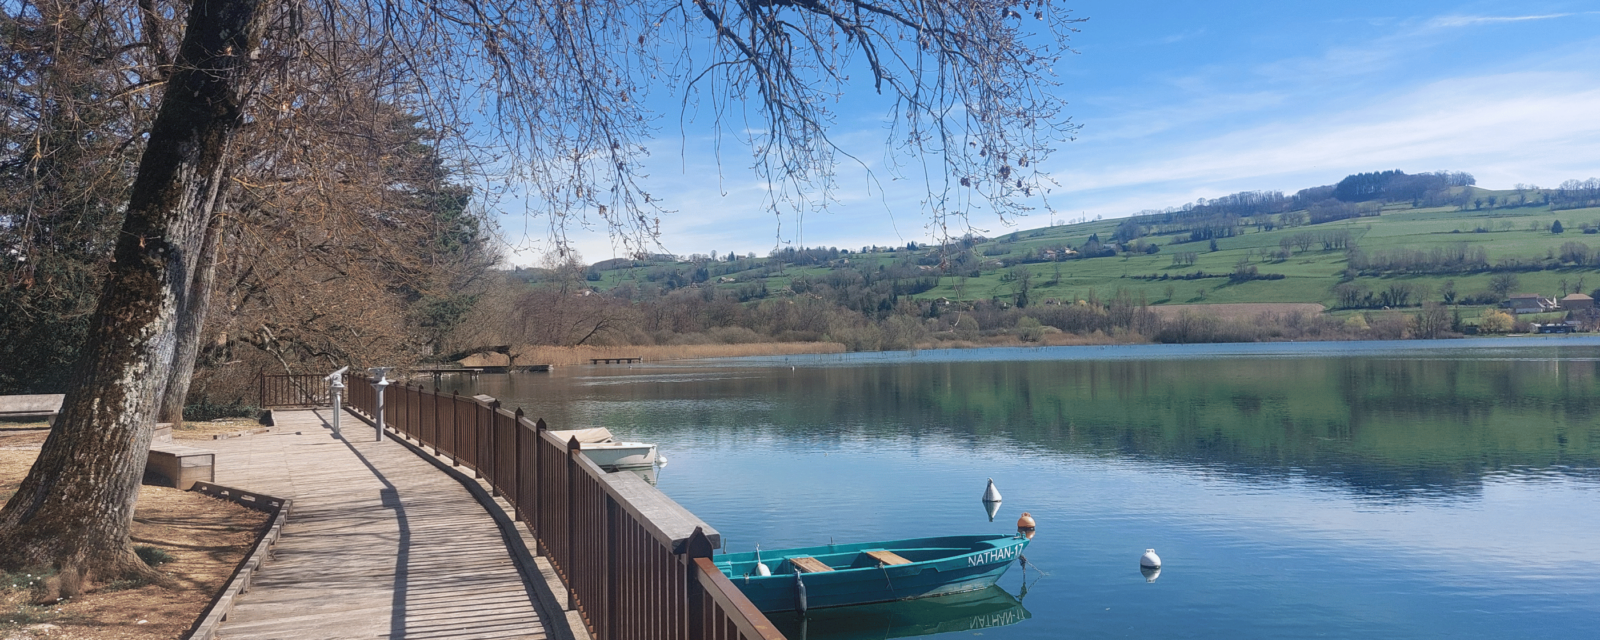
[[0, 394, 65, 425], [788, 556, 834, 573], [865, 550, 913, 566], [145, 440, 216, 490]]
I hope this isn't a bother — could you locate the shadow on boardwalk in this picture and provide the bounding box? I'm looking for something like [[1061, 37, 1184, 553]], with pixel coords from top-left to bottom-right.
[[208, 408, 552, 639]]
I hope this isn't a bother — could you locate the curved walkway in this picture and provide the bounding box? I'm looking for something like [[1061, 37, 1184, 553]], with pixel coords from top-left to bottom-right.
[[207, 408, 551, 639]]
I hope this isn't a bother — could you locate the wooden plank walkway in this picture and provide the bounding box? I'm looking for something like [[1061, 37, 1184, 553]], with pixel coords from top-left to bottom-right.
[[207, 408, 549, 639]]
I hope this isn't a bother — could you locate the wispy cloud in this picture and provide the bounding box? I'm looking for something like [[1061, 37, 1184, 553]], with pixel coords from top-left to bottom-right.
[[1428, 13, 1577, 29], [1049, 72, 1600, 216]]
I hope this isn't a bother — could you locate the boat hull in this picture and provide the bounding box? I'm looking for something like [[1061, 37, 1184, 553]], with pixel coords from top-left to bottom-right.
[[578, 442, 657, 468], [717, 535, 1029, 613]]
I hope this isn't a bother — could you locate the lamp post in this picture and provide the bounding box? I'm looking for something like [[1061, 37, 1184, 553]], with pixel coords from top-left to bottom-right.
[[369, 367, 393, 442], [325, 366, 349, 438]]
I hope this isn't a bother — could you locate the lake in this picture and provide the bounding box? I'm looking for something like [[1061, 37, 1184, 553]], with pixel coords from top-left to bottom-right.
[[439, 338, 1600, 639]]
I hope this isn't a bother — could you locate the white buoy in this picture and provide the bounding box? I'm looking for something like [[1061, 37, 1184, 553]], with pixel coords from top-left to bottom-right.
[[982, 478, 1003, 503], [755, 545, 771, 576], [1140, 549, 1162, 568]]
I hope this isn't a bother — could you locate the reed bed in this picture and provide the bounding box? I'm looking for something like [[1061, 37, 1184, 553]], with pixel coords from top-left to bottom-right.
[[459, 342, 847, 367]]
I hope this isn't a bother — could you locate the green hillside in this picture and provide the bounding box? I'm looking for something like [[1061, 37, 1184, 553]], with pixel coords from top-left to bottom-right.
[[587, 183, 1600, 321]]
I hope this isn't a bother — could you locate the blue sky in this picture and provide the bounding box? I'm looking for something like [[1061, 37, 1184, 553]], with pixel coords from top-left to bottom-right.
[[499, 1, 1600, 265]]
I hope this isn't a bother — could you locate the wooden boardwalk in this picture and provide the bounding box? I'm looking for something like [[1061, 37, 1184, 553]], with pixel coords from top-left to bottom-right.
[[207, 408, 551, 639]]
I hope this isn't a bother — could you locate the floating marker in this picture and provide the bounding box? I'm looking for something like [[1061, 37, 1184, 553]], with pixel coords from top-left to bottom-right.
[[755, 545, 771, 577], [1140, 548, 1162, 568], [1016, 512, 1036, 532], [794, 571, 808, 615], [983, 478, 1003, 503]]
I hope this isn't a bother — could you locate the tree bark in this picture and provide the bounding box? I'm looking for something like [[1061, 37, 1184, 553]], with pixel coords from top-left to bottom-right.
[[157, 211, 227, 425], [0, 0, 271, 589]]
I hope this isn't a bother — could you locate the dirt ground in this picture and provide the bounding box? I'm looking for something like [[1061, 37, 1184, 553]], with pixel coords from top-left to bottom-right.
[[0, 426, 269, 639]]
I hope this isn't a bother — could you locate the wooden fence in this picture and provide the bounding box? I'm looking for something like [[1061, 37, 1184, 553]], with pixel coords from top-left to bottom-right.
[[345, 378, 783, 640], [258, 374, 330, 408]]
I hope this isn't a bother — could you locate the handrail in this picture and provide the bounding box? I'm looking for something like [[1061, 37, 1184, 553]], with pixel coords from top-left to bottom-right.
[[345, 376, 781, 640], [692, 557, 787, 640], [257, 373, 330, 408]]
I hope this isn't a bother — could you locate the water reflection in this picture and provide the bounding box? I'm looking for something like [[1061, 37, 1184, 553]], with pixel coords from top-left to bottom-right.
[[448, 345, 1600, 502], [766, 586, 1031, 640]]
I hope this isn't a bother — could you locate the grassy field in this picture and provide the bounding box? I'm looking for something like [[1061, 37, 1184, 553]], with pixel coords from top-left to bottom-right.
[[589, 193, 1600, 319], [910, 203, 1600, 308]]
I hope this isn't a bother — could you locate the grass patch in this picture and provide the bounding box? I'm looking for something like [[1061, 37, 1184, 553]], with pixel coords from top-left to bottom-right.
[[134, 545, 172, 567]]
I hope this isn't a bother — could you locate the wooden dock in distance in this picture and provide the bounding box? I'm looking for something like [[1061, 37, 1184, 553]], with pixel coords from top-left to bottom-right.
[[205, 408, 555, 639], [589, 357, 641, 365], [412, 367, 483, 378]]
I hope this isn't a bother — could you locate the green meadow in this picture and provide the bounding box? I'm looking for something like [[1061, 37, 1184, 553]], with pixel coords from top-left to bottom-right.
[[592, 189, 1600, 323]]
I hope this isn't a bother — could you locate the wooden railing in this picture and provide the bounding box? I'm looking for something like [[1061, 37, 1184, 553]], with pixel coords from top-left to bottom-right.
[[258, 373, 330, 408], [346, 378, 783, 640]]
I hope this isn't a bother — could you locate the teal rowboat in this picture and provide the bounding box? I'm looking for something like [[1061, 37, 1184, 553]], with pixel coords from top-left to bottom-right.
[[716, 534, 1030, 613]]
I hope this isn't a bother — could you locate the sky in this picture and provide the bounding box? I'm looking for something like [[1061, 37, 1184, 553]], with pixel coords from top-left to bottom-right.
[[495, 1, 1600, 266]]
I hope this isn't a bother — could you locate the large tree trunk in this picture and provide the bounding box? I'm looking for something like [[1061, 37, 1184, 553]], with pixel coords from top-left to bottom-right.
[[157, 211, 227, 425], [0, 0, 271, 590]]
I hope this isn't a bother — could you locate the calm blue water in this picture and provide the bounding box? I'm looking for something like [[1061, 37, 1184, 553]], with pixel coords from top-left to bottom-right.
[[445, 338, 1600, 638]]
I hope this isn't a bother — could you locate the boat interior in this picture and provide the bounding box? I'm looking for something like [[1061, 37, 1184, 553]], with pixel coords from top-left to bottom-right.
[[717, 535, 1017, 578]]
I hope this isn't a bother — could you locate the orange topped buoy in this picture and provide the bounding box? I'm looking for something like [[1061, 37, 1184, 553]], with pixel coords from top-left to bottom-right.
[[1016, 512, 1036, 532]]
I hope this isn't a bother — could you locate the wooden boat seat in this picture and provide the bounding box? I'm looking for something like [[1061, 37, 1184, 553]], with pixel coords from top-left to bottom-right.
[[865, 550, 913, 566], [788, 556, 834, 573]]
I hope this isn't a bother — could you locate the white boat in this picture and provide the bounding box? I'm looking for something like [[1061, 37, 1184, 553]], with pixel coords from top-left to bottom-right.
[[548, 427, 658, 469]]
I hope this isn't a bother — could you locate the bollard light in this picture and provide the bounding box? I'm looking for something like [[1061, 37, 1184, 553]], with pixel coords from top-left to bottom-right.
[[369, 367, 393, 442], [325, 366, 349, 438]]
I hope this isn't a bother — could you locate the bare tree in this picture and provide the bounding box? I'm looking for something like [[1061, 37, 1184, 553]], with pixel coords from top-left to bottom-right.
[[0, 0, 1085, 588], [0, 0, 273, 589]]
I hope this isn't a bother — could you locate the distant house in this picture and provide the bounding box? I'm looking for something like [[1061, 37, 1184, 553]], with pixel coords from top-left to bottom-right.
[[1560, 293, 1594, 311], [1506, 293, 1558, 314]]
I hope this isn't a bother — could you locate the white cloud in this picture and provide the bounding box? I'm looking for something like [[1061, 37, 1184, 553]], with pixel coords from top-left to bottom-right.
[[1048, 71, 1600, 217], [1428, 13, 1578, 29]]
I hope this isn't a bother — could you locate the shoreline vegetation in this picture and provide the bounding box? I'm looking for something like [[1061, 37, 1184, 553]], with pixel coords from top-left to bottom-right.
[[448, 302, 1569, 369]]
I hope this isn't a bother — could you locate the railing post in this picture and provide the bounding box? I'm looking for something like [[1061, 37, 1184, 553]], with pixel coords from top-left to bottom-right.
[[535, 417, 546, 553], [685, 527, 716, 640], [606, 494, 620, 638], [566, 435, 581, 612], [513, 407, 525, 521], [451, 391, 461, 465], [488, 400, 501, 496]]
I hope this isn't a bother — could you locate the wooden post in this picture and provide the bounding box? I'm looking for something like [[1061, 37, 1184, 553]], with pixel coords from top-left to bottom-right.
[[451, 391, 461, 466], [488, 400, 501, 495], [534, 417, 546, 554], [472, 399, 483, 479], [606, 495, 620, 638], [566, 435, 581, 611], [685, 526, 715, 640], [513, 407, 525, 521]]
